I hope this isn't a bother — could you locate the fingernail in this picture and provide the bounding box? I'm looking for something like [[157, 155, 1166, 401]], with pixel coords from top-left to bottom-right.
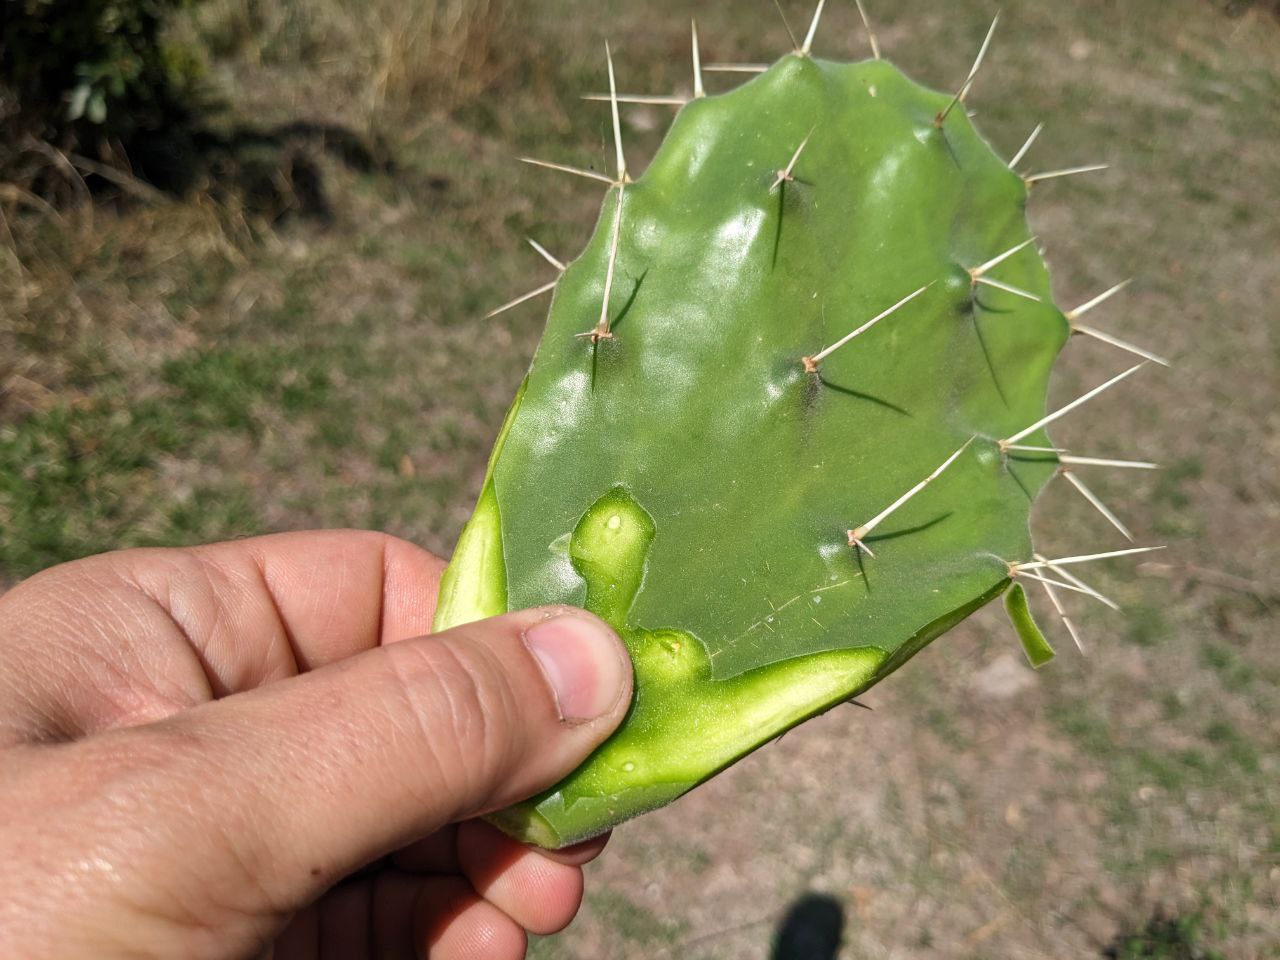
[[524, 613, 629, 722]]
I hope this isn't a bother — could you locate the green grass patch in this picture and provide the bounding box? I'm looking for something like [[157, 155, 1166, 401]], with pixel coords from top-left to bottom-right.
[[0, 281, 371, 574], [1199, 641, 1256, 692], [1152, 457, 1204, 540], [1126, 602, 1171, 648], [1105, 911, 1225, 960], [1203, 719, 1261, 775], [1049, 699, 1269, 846], [0, 389, 262, 573]]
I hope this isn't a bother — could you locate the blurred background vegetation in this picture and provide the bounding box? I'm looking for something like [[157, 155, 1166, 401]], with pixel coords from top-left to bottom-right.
[[1, 0, 1276, 956]]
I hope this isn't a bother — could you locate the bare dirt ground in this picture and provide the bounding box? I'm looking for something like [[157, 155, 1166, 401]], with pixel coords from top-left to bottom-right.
[[2, 0, 1277, 956]]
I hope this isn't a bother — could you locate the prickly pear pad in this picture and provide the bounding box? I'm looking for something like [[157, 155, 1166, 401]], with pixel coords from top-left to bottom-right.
[[437, 53, 1069, 847]]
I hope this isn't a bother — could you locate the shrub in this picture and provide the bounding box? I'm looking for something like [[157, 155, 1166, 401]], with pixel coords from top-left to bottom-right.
[[0, 0, 204, 148]]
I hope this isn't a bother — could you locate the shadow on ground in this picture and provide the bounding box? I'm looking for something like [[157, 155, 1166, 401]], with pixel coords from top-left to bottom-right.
[[6, 116, 396, 225], [129, 121, 396, 222], [769, 893, 845, 960]]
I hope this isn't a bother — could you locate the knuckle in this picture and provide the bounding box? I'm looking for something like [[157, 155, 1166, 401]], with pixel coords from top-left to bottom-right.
[[383, 634, 527, 803]]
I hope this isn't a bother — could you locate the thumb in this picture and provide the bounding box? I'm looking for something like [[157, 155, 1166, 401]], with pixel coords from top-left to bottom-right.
[[135, 606, 631, 907]]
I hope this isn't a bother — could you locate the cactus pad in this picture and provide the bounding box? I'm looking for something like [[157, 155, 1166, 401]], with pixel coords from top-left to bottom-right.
[[435, 18, 1151, 848]]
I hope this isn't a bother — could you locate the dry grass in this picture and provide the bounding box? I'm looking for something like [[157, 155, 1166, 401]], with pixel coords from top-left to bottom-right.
[[0, 188, 250, 420], [373, 0, 519, 111], [187, 0, 522, 119]]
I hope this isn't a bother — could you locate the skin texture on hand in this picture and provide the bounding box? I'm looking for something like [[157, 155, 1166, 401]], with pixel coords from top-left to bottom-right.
[[0, 530, 633, 960]]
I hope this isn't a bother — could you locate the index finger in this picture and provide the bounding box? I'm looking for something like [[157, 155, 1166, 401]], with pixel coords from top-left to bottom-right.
[[0, 530, 447, 740]]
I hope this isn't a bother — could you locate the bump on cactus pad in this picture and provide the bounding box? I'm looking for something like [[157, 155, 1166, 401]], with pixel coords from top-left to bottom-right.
[[435, 6, 1160, 849]]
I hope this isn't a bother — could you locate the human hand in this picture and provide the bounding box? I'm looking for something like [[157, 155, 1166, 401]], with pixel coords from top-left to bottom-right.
[[0, 531, 633, 959]]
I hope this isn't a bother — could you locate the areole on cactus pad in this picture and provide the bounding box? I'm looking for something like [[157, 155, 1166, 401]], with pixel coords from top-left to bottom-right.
[[434, 3, 1164, 849]]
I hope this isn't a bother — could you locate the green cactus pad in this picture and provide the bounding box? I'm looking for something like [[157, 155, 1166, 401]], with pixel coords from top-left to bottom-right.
[[1004, 582, 1056, 668], [438, 49, 1073, 847]]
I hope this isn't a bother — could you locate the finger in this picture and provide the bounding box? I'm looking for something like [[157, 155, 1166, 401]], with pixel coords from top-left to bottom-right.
[[309, 871, 530, 960], [537, 831, 612, 868], [457, 820, 586, 936], [115, 606, 632, 921], [318, 881, 373, 960], [273, 902, 320, 960], [414, 877, 526, 960], [0, 530, 445, 742], [373, 872, 427, 959], [392, 825, 460, 875], [391, 823, 608, 875]]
